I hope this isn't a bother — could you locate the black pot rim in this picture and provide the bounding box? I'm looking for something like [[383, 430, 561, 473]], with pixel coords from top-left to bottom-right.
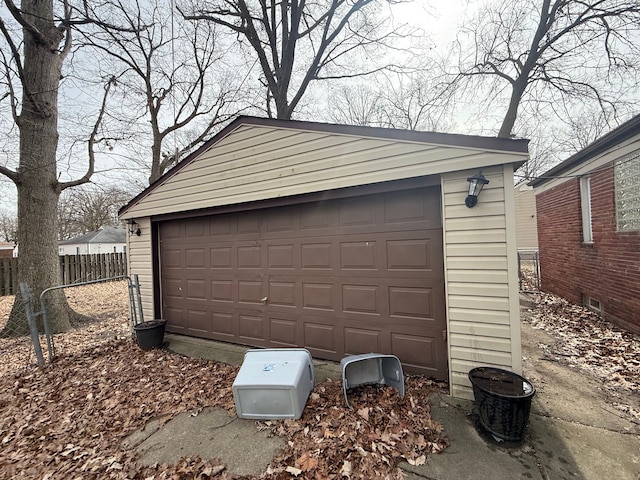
[[133, 319, 166, 330], [468, 366, 535, 399]]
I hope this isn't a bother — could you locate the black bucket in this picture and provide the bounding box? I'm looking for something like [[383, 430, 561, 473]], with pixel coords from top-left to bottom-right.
[[468, 367, 535, 443], [133, 320, 166, 350]]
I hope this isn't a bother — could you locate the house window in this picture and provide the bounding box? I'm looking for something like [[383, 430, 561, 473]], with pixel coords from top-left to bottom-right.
[[615, 150, 640, 232], [580, 176, 593, 243]]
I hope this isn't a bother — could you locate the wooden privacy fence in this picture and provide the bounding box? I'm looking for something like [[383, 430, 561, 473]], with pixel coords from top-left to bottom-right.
[[0, 253, 127, 296]]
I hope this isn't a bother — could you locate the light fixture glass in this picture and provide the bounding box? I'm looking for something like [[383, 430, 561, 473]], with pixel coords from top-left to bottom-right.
[[126, 218, 141, 236], [465, 170, 489, 208]]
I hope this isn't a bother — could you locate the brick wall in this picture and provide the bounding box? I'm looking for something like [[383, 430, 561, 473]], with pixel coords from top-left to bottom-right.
[[536, 162, 640, 334]]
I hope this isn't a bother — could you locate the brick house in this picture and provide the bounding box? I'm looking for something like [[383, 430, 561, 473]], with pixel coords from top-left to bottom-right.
[[530, 114, 640, 334]]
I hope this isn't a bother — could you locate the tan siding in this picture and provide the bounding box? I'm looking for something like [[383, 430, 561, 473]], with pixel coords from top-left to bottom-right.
[[447, 282, 510, 297], [449, 320, 511, 338], [442, 165, 522, 400], [514, 184, 538, 250], [450, 334, 512, 351], [448, 308, 511, 324], [447, 270, 509, 284], [126, 124, 528, 218], [127, 218, 154, 321]]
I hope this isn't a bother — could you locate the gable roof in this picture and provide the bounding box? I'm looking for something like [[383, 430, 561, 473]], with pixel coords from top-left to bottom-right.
[[530, 114, 640, 188], [120, 116, 529, 218], [59, 226, 126, 245]]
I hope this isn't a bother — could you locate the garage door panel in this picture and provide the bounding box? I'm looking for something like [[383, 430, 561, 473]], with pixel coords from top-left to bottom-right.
[[159, 185, 447, 379], [339, 197, 376, 227], [238, 280, 263, 304], [163, 278, 183, 298], [302, 283, 334, 310], [211, 280, 234, 302], [211, 311, 234, 336], [301, 243, 333, 269], [342, 284, 379, 314], [269, 317, 298, 346], [185, 219, 206, 237], [267, 244, 296, 269], [186, 279, 207, 300], [210, 247, 233, 268], [239, 314, 265, 342], [268, 281, 296, 307], [344, 327, 382, 354], [340, 241, 377, 270], [391, 333, 442, 376], [300, 204, 333, 230], [304, 320, 338, 356], [162, 248, 183, 268], [237, 213, 260, 234], [384, 186, 441, 228], [388, 286, 434, 319], [237, 246, 261, 268], [266, 208, 297, 233], [187, 309, 210, 334], [164, 307, 186, 332]]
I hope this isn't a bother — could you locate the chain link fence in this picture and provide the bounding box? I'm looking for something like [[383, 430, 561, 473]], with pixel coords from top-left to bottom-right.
[[518, 249, 540, 291], [0, 278, 135, 377]]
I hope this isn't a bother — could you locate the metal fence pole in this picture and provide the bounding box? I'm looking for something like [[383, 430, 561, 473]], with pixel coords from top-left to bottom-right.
[[20, 282, 44, 368], [133, 274, 144, 324]]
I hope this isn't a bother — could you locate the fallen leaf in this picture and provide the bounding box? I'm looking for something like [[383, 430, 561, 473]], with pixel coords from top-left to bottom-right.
[[296, 451, 318, 471]]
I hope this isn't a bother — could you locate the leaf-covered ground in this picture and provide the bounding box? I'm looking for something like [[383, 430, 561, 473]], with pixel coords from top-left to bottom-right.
[[0, 282, 449, 479], [520, 269, 640, 422], [2, 273, 639, 477]]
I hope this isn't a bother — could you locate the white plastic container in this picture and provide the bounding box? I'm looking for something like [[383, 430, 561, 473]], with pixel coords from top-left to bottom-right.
[[232, 348, 315, 420]]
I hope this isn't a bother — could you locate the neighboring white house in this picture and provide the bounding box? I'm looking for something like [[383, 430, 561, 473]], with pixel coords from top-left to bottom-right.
[[58, 226, 127, 255], [513, 181, 539, 252]]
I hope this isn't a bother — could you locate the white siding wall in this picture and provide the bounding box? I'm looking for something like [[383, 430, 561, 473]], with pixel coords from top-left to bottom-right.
[[127, 218, 154, 321], [126, 125, 526, 218], [442, 165, 522, 399], [58, 243, 126, 255], [514, 184, 538, 250]]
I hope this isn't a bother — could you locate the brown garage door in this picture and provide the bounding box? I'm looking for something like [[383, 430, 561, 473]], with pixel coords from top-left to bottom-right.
[[158, 185, 447, 379]]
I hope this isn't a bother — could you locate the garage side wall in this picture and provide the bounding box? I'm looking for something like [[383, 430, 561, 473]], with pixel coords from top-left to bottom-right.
[[126, 217, 155, 321], [442, 165, 522, 399]]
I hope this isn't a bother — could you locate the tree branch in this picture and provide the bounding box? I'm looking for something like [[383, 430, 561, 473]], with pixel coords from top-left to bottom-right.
[[59, 77, 115, 191]]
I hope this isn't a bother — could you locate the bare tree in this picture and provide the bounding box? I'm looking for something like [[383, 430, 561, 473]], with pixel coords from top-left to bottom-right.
[[0, 0, 114, 335], [0, 210, 17, 243], [325, 68, 456, 132], [453, 0, 640, 138], [58, 185, 132, 240], [327, 83, 387, 127], [77, 0, 244, 184], [180, 0, 416, 120]]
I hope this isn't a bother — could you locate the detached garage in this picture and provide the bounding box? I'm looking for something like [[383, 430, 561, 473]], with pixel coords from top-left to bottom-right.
[[119, 116, 529, 399]]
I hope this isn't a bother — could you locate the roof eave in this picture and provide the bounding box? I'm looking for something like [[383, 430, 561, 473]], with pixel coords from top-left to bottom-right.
[[529, 114, 640, 188], [119, 116, 530, 217]]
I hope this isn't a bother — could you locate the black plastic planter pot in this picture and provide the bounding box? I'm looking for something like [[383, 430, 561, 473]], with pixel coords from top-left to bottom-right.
[[468, 367, 536, 443], [133, 320, 166, 350]]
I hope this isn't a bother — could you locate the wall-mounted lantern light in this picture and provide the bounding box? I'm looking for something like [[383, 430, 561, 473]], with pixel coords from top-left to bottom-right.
[[126, 218, 141, 236], [465, 170, 489, 208]]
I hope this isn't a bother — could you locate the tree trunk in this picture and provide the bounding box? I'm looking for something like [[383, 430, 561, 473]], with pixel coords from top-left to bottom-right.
[[1, 0, 73, 336]]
